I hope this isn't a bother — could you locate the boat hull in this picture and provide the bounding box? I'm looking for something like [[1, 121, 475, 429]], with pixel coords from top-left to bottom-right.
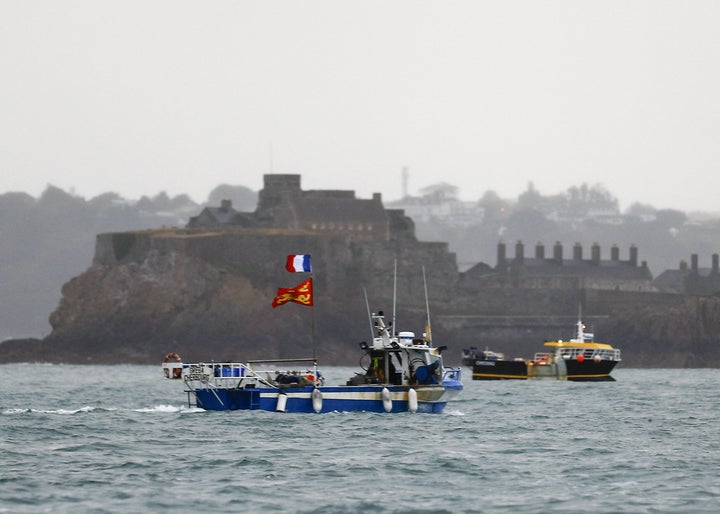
[[190, 385, 448, 413], [472, 359, 618, 381], [564, 359, 618, 381], [472, 360, 528, 380]]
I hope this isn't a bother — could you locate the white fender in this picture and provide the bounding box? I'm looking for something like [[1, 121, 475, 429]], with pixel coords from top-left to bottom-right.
[[312, 388, 323, 413], [276, 392, 288, 412], [381, 387, 392, 413], [408, 388, 418, 413]]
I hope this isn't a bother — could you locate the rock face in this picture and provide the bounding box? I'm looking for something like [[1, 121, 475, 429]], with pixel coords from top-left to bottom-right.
[[47, 249, 262, 363], [9, 227, 457, 364], [602, 296, 720, 367]]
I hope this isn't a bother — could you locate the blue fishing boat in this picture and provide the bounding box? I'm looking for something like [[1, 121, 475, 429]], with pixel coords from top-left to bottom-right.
[[163, 310, 461, 413], [162, 256, 462, 413]]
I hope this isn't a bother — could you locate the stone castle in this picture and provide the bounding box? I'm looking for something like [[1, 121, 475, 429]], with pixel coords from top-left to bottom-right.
[[5, 172, 719, 367], [184, 173, 656, 297]]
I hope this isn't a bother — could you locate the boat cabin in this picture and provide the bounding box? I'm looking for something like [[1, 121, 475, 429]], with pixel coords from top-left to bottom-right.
[[347, 312, 444, 387]]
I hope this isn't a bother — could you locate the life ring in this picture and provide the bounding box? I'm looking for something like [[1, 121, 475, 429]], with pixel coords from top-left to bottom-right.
[[162, 352, 182, 363], [305, 373, 323, 385], [162, 352, 183, 379]]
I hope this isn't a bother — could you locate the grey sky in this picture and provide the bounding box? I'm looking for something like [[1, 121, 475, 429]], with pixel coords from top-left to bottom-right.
[[2, 1, 719, 212]]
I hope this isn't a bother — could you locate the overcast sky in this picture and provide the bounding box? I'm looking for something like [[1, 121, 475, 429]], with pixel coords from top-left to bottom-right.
[[2, 1, 719, 212]]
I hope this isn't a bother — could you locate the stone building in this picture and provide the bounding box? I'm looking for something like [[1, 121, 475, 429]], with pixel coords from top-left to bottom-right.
[[188, 199, 243, 227], [463, 240, 654, 291], [188, 174, 414, 242], [190, 176, 658, 295], [654, 253, 720, 295]]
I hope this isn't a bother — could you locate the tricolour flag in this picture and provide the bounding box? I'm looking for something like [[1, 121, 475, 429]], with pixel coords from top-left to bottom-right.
[[286, 254, 312, 273], [272, 278, 313, 308]]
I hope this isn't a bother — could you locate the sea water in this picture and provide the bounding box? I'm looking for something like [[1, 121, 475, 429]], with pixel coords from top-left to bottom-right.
[[1, 365, 719, 513]]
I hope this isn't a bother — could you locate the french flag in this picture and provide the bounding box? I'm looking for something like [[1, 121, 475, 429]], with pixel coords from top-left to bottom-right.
[[286, 254, 312, 273]]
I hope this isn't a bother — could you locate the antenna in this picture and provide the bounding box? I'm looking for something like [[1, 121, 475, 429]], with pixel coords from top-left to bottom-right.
[[402, 166, 408, 198], [392, 259, 397, 337], [363, 288, 374, 340], [423, 266, 432, 345]]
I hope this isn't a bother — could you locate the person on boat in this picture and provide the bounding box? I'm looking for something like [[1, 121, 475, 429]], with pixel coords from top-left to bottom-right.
[[367, 355, 386, 383]]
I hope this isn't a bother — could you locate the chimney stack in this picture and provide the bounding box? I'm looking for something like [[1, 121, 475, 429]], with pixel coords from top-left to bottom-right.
[[497, 241, 507, 267], [591, 242, 601, 265], [630, 244, 638, 266], [573, 242, 583, 261], [515, 240, 525, 263], [554, 241, 563, 264], [535, 242, 545, 260]]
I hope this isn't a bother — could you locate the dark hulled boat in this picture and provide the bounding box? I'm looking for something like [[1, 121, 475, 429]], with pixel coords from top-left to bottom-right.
[[469, 319, 621, 381]]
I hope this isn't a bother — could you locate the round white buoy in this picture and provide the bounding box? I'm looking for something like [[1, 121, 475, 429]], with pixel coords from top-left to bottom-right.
[[276, 392, 288, 412], [408, 388, 418, 413], [312, 388, 323, 413], [381, 387, 392, 413], [593, 355, 601, 363]]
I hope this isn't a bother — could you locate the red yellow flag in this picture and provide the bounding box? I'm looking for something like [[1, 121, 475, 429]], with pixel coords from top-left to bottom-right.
[[272, 278, 313, 308]]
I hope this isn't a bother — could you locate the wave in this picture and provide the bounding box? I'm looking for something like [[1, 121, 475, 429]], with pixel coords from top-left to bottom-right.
[[133, 404, 204, 414], [3, 404, 203, 416], [2, 406, 113, 415]]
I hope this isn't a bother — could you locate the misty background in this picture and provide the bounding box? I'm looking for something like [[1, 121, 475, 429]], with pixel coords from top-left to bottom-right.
[[1, 179, 718, 341], [3, 2, 720, 212]]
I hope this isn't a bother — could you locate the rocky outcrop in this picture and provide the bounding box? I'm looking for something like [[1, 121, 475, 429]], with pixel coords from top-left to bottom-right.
[[3, 227, 720, 367], [0, 228, 450, 364], [603, 296, 720, 367]]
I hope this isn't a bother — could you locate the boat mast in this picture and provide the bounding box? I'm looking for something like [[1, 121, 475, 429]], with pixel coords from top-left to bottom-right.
[[423, 266, 432, 345], [311, 268, 317, 385], [391, 259, 397, 338], [575, 304, 583, 341]]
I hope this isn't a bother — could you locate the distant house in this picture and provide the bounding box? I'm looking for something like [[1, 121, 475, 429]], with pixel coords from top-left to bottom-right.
[[464, 240, 654, 292], [654, 254, 720, 295], [386, 190, 484, 227], [188, 199, 241, 227]]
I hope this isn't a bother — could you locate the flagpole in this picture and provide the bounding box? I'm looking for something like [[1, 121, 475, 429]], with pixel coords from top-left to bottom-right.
[[311, 271, 317, 386], [423, 266, 432, 345], [392, 259, 397, 338], [280, 254, 317, 386]]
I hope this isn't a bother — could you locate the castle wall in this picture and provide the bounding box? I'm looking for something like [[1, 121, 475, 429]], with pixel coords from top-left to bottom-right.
[[94, 228, 459, 308]]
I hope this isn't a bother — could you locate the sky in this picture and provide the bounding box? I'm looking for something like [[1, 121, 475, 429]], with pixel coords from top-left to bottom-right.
[[2, 1, 720, 212]]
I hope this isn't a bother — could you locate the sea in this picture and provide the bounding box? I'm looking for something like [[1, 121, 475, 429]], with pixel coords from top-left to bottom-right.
[[1, 365, 719, 514]]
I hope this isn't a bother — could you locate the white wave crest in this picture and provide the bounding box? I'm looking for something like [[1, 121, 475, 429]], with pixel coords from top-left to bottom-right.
[[134, 404, 203, 413]]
